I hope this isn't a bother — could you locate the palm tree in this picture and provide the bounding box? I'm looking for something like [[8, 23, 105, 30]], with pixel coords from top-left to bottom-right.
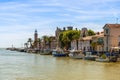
[[28, 38, 33, 48], [24, 43, 28, 49], [38, 38, 41, 50], [91, 42, 97, 51], [48, 36, 55, 49], [42, 35, 49, 49]]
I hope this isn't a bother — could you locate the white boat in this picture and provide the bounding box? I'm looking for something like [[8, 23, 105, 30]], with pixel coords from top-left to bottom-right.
[[69, 50, 84, 59], [84, 52, 98, 61], [40, 49, 51, 55], [96, 58, 109, 62]]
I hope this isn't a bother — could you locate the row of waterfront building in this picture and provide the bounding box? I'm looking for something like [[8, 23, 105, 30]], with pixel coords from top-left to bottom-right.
[[24, 23, 120, 52]]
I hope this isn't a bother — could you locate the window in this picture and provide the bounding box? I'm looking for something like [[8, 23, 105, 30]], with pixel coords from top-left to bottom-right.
[[106, 29, 109, 34], [118, 42, 120, 46]]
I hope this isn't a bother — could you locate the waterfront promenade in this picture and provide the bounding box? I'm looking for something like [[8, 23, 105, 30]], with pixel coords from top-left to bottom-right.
[[0, 49, 120, 80]]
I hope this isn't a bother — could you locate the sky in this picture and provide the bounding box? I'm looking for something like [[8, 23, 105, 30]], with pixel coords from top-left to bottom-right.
[[0, 0, 120, 48]]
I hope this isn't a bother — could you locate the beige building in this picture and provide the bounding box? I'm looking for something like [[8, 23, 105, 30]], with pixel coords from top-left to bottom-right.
[[103, 24, 120, 51], [71, 31, 104, 51], [80, 36, 92, 51], [91, 32, 104, 51]]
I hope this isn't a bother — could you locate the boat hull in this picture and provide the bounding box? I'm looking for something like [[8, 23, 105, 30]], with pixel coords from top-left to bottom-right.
[[52, 50, 67, 57], [69, 53, 84, 59], [96, 58, 109, 62], [84, 56, 97, 61], [53, 54, 67, 57]]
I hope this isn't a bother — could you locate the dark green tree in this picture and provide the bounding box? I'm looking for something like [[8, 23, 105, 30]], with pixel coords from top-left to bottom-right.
[[38, 38, 41, 49], [42, 35, 49, 49], [59, 30, 80, 50], [88, 29, 95, 36]]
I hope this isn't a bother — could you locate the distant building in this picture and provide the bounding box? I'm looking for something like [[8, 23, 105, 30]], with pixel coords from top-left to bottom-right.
[[55, 27, 62, 47], [80, 36, 92, 51], [91, 32, 104, 51], [103, 24, 120, 51]]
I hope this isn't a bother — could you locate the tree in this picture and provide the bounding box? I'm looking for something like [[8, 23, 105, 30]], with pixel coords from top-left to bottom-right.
[[28, 38, 33, 48], [59, 30, 80, 50], [24, 43, 28, 49], [42, 35, 49, 49], [91, 42, 97, 51], [88, 29, 95, 36], [38, 38, 41, 49], [72, 30, 81, 50], [48, 36, 55, 49]]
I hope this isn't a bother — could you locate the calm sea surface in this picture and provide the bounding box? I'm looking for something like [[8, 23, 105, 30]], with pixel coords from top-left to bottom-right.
[[0, 49, 120, 80]]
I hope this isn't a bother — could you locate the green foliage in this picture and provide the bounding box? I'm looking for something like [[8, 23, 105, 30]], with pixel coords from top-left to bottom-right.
[[91, 42, 97, 47], [42, 35, 55, 49], [59, 30, 80, 49], [88, 29, 95, 36], [42, 35, 49, 43], [97, 38, 104, 45]]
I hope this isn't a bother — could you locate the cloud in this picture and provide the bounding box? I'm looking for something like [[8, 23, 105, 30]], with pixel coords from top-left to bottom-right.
[[0, 0, 120, 47]]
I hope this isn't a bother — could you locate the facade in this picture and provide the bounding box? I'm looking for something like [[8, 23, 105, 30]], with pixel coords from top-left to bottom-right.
[[71, 29, 104, 51], [80, 36, 92, 51], [49, 36, 57, 49], [55, 27, 62, 47], [71, 24, 120, 52], [103, 24, 120, 51], [91, 32, 104, 51]]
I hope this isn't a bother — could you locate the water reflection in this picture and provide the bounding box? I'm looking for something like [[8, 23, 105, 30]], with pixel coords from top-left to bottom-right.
[[0, 49, 120, 80]]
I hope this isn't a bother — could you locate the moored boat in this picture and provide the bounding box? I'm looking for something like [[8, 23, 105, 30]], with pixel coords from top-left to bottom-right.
[[84, 52, 98, 61], [40, 49, 51, 55], [69, 50, 84, 59], [52, 49, 67, 57], [96, 58, 109, 62]]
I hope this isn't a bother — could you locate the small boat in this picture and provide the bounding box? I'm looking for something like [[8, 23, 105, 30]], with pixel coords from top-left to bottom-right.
[[96, 58, 109, 62], [52, 49, 67, 57], [84, 52, 98, 61], [69, 50, 84, 59], [40, 49, 51, 55]]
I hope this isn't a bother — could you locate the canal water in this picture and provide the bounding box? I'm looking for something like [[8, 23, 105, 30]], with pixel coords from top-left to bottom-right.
[[0, 49, 120, 80]]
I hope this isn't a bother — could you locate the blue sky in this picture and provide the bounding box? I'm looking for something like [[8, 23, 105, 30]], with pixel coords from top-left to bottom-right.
[[0, 0, 120, 48]]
